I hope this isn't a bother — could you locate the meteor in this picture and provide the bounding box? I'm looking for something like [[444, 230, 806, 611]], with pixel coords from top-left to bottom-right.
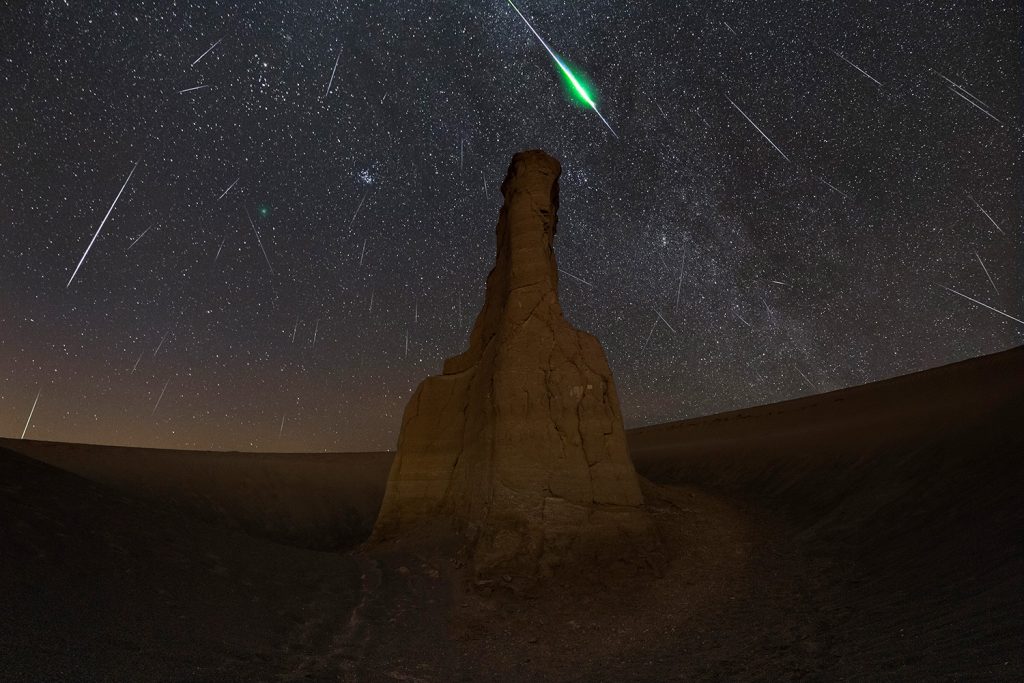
[[830, 49, 883, 87], [974, 251, 998, 294], [507, 0, 618, 138], [191, 38, 222, 67], [218, 177, 239, 200], [939, 285, 1023, 326], [325, 46, 342, 97], [558, 268, 594, 287], [127, 223, 153, 250], [725, 96, 790, 162], [68, 161, 139, 287], [244, 206, 275, 275], [152, 378, 170, 415], [966, 194, 1004, 234], [177, 84, 209, 94], [21, 389, 41, 439]]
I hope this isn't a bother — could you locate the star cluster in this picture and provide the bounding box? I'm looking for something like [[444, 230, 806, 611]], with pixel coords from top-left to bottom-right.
[[1, 0, 1019, 451]]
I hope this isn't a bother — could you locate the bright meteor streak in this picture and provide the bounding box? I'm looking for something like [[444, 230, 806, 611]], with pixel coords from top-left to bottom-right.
[[507, 0, 618, 139], [68, 161, 139, 287]]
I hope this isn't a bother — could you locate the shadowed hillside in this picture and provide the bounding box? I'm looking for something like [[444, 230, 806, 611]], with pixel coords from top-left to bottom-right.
[[1, 348, 1021, 679]]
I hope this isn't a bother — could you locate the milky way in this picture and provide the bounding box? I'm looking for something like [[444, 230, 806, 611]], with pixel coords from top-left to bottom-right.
[[1, 1, 1020, 451]]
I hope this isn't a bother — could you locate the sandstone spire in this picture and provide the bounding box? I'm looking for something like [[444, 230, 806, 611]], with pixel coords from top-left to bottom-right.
[[372, 150, 654, 576]]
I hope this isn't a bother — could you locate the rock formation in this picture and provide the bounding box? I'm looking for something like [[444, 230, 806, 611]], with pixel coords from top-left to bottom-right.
[[372, 150, 655, 576]]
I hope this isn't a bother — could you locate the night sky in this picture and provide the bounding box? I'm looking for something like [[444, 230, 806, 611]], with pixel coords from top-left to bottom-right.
[[1, 1, 1020, 451]]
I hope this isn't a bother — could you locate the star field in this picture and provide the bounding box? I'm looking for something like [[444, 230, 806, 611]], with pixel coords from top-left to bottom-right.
[[1, 0, 1020, 451]]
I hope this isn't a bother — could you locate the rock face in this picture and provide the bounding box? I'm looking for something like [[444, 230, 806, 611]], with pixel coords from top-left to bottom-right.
[[372, 150, 654, 576]]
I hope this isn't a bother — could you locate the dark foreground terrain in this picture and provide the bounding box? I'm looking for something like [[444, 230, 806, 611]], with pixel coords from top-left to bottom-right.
[[2, 348, 1022, 680]]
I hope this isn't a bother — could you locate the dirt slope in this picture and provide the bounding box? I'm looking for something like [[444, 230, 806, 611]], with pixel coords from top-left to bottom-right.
[[2, 348, 1021, 680]]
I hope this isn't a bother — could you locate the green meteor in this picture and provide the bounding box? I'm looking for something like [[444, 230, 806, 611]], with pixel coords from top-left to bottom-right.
[[507, 0, 618, 138]]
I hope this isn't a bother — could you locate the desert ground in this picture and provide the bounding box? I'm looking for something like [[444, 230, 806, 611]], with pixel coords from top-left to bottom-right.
[[2, 347, 1021, 681]]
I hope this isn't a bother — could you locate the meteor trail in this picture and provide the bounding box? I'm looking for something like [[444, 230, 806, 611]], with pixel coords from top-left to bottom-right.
[[939, 285, 1023, 326], [177, 84, 209, 94], [558, 268, 594, 287], [131, 351, 144, 374], [244, 206, 275, 274], [68, 161, 139, 287], [947, 87, 1002, 123], [725, 96, 790, 162], [325, 46, 342, 97], [641, 316, 658, 351], [675, 260, 685, 311], [795, 366, 816, 391], [817, 176, 848, 200], [507, 0, 618, 138], [127, 224, 153, 250], [348, 187, 371, 232], [966, 194, 1004, 234], [932, 70, 1001, 122], [312, 318, 320, 347], [191, 38, 222, 67], [152, 378, 170, 415], [218, 178, 239, 200], [21, 389, 41, 439], [656, 311, 677, 334], [974, 251, 998, 294], [154, 329, 170, 356], [830, 49, 883, 87]]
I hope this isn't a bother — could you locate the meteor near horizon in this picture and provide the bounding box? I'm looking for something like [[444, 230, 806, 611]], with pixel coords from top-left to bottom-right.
[[507, 0, 618, 139]]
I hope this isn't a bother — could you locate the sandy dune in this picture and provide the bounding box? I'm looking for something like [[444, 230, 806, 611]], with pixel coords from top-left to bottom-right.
[[1, 347, 1021, 680]]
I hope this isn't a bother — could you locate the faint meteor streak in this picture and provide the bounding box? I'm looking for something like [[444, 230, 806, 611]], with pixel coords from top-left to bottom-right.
[[154, 329, 170, 356], [675, 261, 685, 311], [933, 70, 1001, 123], [734, 311, 752, 328], [177, 84, 209, 94], [131, 351, 144, 374], [725, 96, 790, 162], [191, 38, 222, 67], [939, 285, 1023, 326], [558, 268, 593, 287], [974, 251, 998, 294], [67, 161, 139, 287], [291, 318, 299, 342], [795, 366, 816, 391], [325, 46, 342, 97], [127, 224, 153, 250], [507, 0, 618, 138], [312, 318, 320, 347], [279, 414, 286, 437], [218, 178, 239, 200], [348, 188, 371, 232], [817, 177, 848, 200], [359, 239, 367, 265], [830, 49, 883, 87], [20, 389, 41, 439], [152, 379, 170, 415], [244, 206, 275, 274], [656, 311, 677, 334], [946, 87, 1002, 123], [215, 235, 227, 262], [966, 194, 1004, 234], [932, 70, 990, 109], [641, 317, 658, 351]]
